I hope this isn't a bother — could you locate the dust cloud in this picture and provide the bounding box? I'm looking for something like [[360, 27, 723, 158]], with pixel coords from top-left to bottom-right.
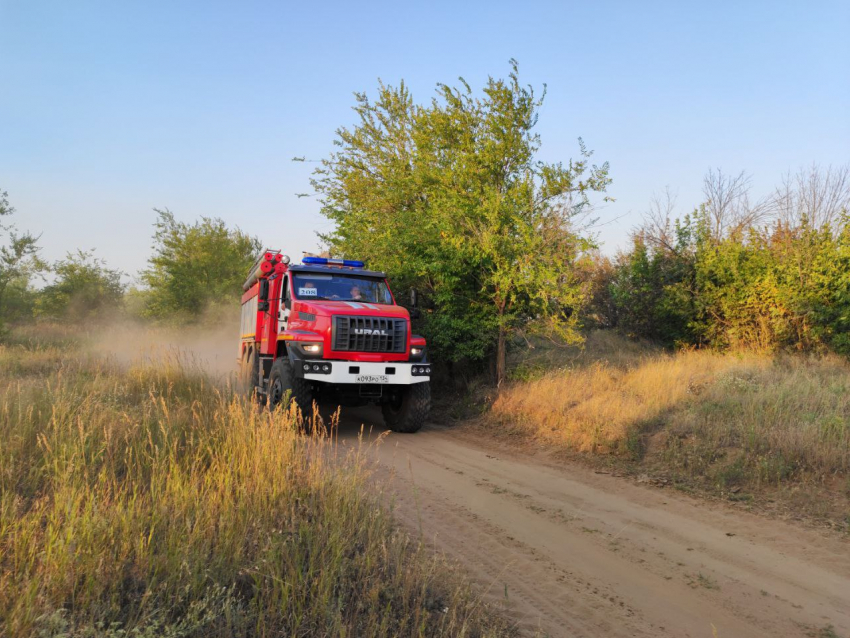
[[87, 311, 242, 385]]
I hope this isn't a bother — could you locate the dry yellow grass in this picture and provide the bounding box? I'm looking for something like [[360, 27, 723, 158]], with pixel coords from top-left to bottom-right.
[[0, 335, 513, 637], [493, 332, 850, 495], [496, 348, 760, 454]]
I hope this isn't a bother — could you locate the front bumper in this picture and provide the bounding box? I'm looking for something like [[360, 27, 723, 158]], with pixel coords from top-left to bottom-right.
[[297, 360, 430, 384]]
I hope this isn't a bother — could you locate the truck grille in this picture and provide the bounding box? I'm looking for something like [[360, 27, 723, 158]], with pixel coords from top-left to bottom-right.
[[332, 316, 407, 353]]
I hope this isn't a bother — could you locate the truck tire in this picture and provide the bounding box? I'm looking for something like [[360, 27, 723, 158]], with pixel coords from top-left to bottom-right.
[[382, 383, 430, 433], [267, 358, 313, 418], [239, 348, 255, 390], [244, 348, 265, 405]]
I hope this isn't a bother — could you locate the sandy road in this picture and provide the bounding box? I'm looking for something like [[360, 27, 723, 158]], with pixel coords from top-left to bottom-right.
[[333, 408, 850, 638]]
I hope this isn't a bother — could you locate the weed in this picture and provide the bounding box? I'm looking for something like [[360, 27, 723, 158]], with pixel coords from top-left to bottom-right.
[[697, 573, 720, 590], [805, 624, 840, 638], [687, 573, 720, 590]]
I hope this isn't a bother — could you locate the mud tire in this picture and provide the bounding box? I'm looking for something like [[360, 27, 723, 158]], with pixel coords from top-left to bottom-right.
[[382, 382, 430, 433], [244, 348, 265, 405], [240, 347, 256, 387], [267, 358, 313, 418]]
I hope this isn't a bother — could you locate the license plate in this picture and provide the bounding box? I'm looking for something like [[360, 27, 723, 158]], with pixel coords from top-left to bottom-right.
[[356, 374, 388, 384]]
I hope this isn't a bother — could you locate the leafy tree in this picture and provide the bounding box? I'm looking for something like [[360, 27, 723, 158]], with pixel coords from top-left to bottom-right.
[[691, 217, 850, 353], [578, 251, 618, 329], [140, 209, 261, 320], [0, 189, 41, 335], [610, 215, 698, 346], [1, 275, 36, 324], [36, 250, 125, 323], [313, 62, 611, 383], [608, 165, 850, 355]]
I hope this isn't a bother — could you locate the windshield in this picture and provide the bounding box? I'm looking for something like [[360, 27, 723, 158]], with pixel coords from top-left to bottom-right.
[[292, 273, 394, 304]]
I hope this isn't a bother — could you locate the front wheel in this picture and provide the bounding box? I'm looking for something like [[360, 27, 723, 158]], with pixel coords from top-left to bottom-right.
[[382, 383, 430, 433], [267, 358, 313, 417]]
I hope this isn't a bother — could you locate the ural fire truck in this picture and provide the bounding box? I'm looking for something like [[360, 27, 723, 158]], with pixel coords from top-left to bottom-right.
[[239, 251, 431, 432]]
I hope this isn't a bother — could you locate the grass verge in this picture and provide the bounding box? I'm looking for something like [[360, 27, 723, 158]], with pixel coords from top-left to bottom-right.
[[487, 331, 850, 529], [0, 337, 513, 637]]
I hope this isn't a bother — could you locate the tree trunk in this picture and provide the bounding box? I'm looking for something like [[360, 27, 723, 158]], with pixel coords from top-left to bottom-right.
[[496, 325, 507, 388]]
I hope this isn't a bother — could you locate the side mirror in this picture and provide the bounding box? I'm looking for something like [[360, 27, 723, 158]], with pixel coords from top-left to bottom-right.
[[409, 288, 420, 319], [258, 279, 271, 311]]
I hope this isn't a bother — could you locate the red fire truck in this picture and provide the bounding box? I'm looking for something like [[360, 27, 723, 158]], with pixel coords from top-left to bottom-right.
[[239, 250, 430, 432]]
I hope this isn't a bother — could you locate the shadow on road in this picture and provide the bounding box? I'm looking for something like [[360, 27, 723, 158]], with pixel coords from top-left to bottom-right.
[[317, 403, 392, 442]]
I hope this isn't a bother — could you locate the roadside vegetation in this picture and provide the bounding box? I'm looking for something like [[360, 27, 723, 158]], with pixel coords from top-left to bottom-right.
[[598, 166, 850, 354], [480, 162, 850, 530], [0, 334, 513, 637], [489, 331, 850, 529]]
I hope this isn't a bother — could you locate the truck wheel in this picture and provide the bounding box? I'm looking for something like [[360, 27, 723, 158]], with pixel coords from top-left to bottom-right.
[[382, 383, 430, 433], [245, 348, 264, 404], [239, 348, 254, 390], [267, 358, 313, 418]]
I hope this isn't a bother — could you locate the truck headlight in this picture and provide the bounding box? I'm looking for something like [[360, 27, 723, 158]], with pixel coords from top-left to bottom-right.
[[411, 347, 423, 356], [295, 341, 324, 361]]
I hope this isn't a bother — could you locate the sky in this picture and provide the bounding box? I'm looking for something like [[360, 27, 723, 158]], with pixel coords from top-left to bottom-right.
[[1, 0, 848, 282]]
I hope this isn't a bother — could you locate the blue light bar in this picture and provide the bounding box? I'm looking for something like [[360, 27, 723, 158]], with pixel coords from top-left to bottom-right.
[[302, 256, 365, 268]]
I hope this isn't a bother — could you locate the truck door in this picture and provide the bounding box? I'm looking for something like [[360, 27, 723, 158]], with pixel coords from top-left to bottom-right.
[[278, 274, 291, 333]]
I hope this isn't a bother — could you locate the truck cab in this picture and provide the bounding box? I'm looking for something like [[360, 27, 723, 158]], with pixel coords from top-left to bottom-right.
[[239, 252, 430, 432]]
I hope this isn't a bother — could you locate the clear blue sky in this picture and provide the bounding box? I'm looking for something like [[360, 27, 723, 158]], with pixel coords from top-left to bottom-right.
[[2, 0, 848, 280]]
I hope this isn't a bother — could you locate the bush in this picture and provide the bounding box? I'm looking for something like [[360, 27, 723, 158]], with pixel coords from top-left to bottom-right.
[[607, 207, 850, 355], [35, 250, 125, 323]]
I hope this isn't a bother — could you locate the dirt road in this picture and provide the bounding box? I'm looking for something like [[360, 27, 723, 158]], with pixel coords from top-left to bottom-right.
[[335, 408, 850, 638]]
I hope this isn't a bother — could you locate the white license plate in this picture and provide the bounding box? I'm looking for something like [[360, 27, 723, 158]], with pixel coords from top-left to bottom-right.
[[356, 375, 388, 384]]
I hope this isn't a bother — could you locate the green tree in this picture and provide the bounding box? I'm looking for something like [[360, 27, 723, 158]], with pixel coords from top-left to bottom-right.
[[313, 62, 611, 383], [609, 165, 850, 355], [691, 216, 850, 353], [140, 209, 261, 320], [0, 275, 36, 324], [36, 250, 125, 322], [610, 214, 698, 346], [0, 189, 41, 335]]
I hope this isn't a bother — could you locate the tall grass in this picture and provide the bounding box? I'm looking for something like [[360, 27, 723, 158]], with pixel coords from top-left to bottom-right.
[[493, 332, 850, 492], [0, 340, 511, 637]]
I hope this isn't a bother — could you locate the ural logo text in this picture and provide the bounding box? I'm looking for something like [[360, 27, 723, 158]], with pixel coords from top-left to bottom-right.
[[354, 328, 389, 336]]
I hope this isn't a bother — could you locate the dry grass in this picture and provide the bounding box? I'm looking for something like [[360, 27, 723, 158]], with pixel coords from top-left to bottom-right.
[[493, 332, 850, 501], [660, 355, 850, 488], [0, 335, 513, 637]]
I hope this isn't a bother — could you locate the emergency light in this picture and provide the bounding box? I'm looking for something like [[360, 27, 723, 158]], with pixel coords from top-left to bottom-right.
[[302, 256, 365, 268]]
